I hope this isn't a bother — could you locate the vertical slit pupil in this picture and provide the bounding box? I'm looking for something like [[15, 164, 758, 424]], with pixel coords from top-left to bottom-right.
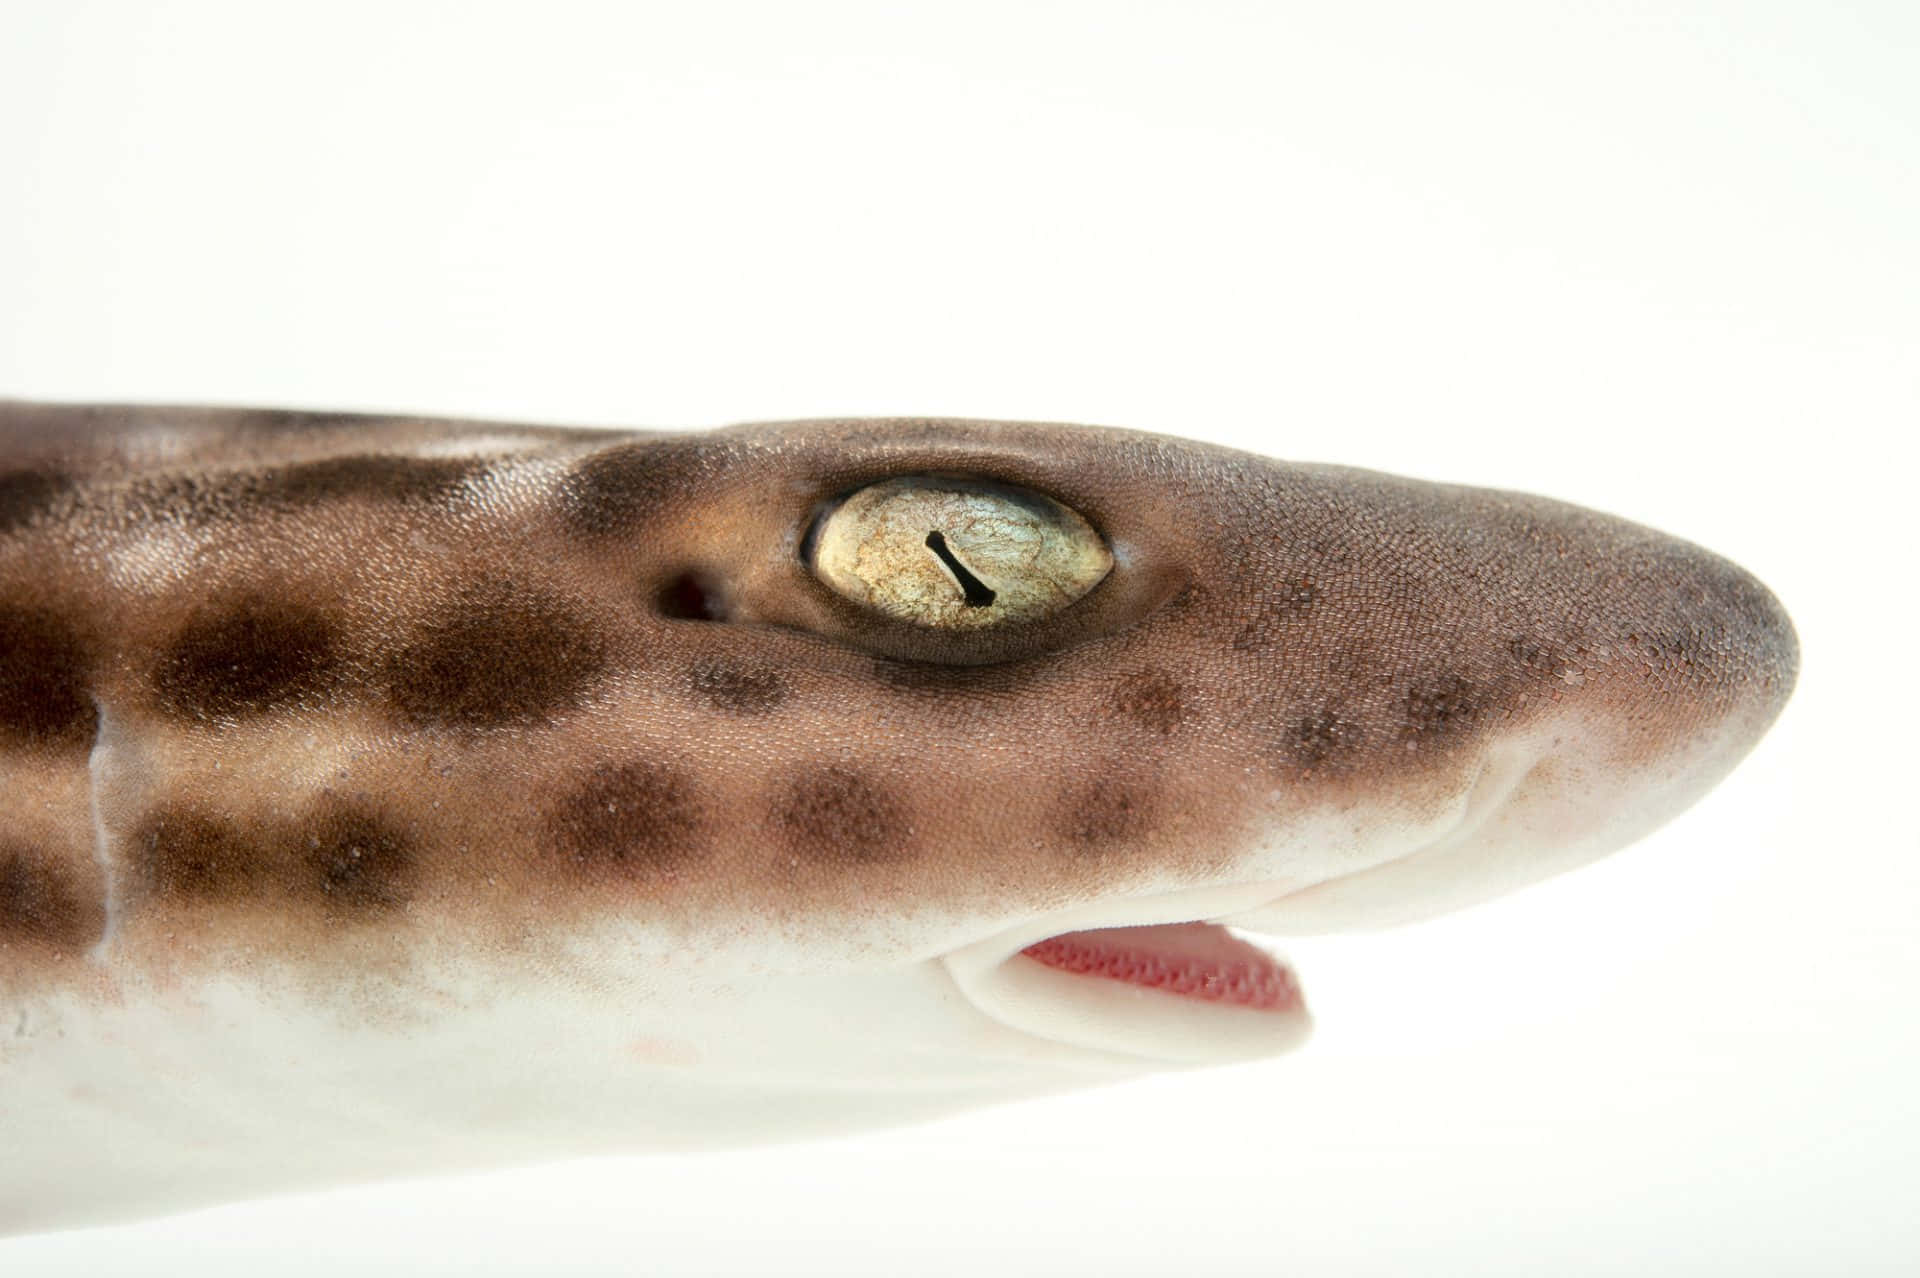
[[924, 531, 996, 607]]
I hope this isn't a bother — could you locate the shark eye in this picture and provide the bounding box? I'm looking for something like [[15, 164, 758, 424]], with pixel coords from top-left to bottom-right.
[[810, 477, 1112, 629]]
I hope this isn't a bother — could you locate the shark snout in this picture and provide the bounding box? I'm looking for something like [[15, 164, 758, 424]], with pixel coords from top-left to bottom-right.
[[1562, 529, 1799, 780], [1228, 515, 1797, 935]]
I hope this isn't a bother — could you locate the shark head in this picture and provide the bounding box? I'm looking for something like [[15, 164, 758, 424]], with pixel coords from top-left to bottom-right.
[[559, 415, 1795, 1068], [0, 404, 1796, 1229]]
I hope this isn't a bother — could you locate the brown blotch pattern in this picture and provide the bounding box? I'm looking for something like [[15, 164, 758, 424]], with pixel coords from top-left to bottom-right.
[[548, 761, 704, 875], [1062, 777, 1154, 849], [387, 585, 610, 730], [246, 454, 480, 509], [1109, 670, 1185, 735], [303, 808, 415, 913], [0, 468, 72, 534], [1287, 707, 1365, 770], [689, 658, 787, 714], [0, 604, 96, 751], [153, 598, 339, 721], [131, 803, 416, 915], [135, 808, 265, 903], [560, 441, 712, 538], [1402, 674, 1485, 744], [0, 848, 96, 954], [776, 767, 907, 865]]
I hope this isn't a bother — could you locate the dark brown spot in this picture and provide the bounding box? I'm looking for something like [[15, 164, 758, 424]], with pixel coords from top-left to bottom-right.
[[1109, 670, 1184, 735], [1063, 777, 1154, 849], [1403, 675, 1483, 743], [776, 767, 906, 864], [548, 761, 703, 874], [302, 808, 414, 913], [1287, 707, 1363, 769], [0, 849, 95, 953], [153, 598, 339, 720], [247, 454, 480, 509], [0, 469, 72, 534], [0, 604, 96, 751], [388, 586, 609, 730], [120, 472, 223, 523], [135, 809, 264, 902], [689, 658, 787, 713], [560, 441, 711, 538]]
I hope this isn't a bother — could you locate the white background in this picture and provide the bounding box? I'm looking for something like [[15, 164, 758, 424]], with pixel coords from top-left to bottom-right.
[[1, 2, 1913, 1274]]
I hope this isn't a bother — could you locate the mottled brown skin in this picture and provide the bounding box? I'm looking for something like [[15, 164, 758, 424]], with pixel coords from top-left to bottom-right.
[[0, 401, 1796, 987]]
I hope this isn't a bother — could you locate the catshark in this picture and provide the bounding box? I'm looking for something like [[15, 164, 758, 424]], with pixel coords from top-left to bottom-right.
[[0, 402, 1795, 1234]]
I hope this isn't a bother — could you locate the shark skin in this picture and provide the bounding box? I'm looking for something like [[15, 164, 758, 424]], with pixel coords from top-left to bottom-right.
[[0, 402, 1796, 1234]]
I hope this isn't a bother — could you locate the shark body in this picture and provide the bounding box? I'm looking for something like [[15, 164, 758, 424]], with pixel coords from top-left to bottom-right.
[[0, 402, 1795, 1233]]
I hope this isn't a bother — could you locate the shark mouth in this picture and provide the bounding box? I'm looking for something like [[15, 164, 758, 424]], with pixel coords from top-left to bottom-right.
[[942, 885, 1312, 1066], [940, 742, 1560, 1066], [1019, 924, 1301, 1013]]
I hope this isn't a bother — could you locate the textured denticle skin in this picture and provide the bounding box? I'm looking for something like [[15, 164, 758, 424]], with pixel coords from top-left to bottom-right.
[[0, 401, 1796, 1233]]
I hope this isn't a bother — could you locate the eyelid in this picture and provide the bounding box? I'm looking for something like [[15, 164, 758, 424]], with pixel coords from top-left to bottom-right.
[[808, 476, 1113, 630]]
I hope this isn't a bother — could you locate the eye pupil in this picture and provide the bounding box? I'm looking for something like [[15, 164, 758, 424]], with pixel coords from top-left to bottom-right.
[[924, 530, 997, 608]]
